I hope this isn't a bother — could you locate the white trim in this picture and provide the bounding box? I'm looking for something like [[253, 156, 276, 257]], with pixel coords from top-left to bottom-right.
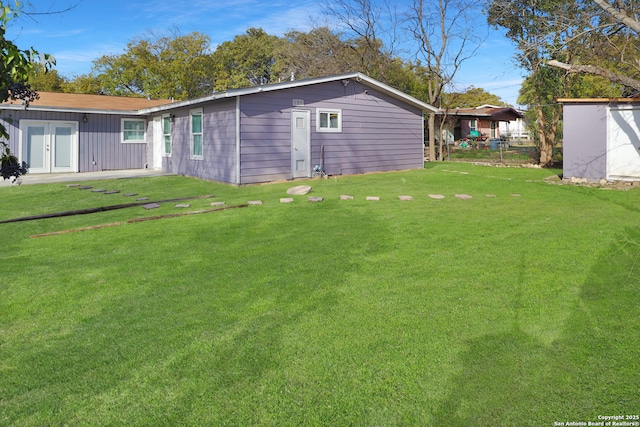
[[236, 96, 241, 184], [161, 113, 172, 157], [316, 108, 342, 133], [121, 118, 146, 144], [190, 108, 204, 160]]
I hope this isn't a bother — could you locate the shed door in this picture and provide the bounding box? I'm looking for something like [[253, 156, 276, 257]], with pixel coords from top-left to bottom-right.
[[291, 110, 310, 178], [21, 121, 78, 174], [607, 108, 640, 180]]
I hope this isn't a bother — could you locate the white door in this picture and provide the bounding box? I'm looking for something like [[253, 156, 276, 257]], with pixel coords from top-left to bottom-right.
[[21, 121, 78, 173], [153, 116, 163, 169], [291, 110, 310, 178], [607, 108, 640, 180]]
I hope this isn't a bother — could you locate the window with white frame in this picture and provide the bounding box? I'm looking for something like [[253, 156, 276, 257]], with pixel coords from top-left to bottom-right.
[[162, 115, 172, 156], [121, 118, 146, 143], [190, 109, 203, 159], [469, 119, 477, 133], [317, 108, 342, 132]]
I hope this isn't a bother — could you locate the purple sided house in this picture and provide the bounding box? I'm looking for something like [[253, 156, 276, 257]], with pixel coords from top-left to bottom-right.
[[560, 98, 640, 182], [1, 73, 437, 184]]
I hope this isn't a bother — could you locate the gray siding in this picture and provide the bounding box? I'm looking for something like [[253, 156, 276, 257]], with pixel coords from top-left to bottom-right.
[[563, 104, 607, 180], [0, 109, 148, 172], [238, 80, 424, 184], [163, 98, 237, 183]]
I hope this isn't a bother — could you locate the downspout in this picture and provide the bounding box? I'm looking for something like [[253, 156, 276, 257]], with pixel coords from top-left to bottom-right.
[[236, 96, 241, 184]]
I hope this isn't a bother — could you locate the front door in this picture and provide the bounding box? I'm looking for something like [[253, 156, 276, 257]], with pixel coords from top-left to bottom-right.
[[291, 110, 310, 178], [21, 121, 78, 173]]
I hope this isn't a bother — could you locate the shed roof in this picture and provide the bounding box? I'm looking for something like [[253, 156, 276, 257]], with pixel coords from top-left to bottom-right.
[[1, 91, 173, 114], [557, 98, 640, 104]]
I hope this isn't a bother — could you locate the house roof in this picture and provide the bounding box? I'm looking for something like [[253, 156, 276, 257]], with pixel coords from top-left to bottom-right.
[[444, 105, 524, 121], [1, 91, 173, 114], [139, 72, 439, 115], [0, 73, 437, 116]]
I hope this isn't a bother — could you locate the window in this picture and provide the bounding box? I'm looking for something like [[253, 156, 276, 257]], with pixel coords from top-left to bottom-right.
[[317, 108, 342, 132], [190, 109, 203, 159], [121, 119, 146, 143], [469, 119, 477, 133], [162, 115, 172, 156]]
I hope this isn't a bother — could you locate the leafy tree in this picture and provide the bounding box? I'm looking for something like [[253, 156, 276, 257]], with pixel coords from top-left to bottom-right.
[[80, 31, 215, 100], [28, 62, 66, 91], [487, 0, 588, 166], [444, 87, 506, 108], [547, 0, 640, 93], [280, 27, 353, 80], [211, 28, 284, 90], [0, 2, 53, 181]]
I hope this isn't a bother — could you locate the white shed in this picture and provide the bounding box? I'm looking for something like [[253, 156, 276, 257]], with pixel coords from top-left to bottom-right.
[[560, 98, 640, 182]]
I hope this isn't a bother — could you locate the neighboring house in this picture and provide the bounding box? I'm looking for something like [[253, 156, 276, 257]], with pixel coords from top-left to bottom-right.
[[0, 72, 437, 184], [559, 98, 640, 182], [446, 105, 524, 141]]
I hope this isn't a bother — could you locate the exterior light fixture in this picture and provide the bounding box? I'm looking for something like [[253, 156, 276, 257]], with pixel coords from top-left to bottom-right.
[[82, 113, 88, 123]]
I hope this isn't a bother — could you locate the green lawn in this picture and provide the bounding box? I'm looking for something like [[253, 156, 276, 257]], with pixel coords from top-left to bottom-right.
[[1, 163, 639, 426]]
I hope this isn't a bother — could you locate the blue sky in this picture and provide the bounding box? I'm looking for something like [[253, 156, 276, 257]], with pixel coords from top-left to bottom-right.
[[7, 0, 526, 106]]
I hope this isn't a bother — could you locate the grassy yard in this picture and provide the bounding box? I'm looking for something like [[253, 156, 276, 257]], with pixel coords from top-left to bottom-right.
[[1, 163, 639, 426]]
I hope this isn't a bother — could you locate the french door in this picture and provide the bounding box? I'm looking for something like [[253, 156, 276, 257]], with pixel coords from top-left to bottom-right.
[[20, 121, 78, 173]]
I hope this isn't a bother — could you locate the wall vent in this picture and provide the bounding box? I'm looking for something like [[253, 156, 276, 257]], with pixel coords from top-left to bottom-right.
[[292, 99, 304, 106]]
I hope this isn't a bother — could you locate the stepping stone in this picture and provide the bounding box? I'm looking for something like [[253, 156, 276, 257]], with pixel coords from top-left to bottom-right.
[[308, 196, 323, 202], [398, 195, 413, 201], [428, 194, 445, 199], [511, 194, 521, 197], [287, 185, 312, 195], [136, 197, 149, 201], [67, 184, 80, 188], [455, 194, 472, 200], [175, 204, 190, 208], [79, 186, 93, 190], [91, 189, 106, 193], [366, 196, 380, 201], [459, 172, 469, 175], [123, 193, 138, 197], [486, 194, 496, 198], [210, 202, 225, 207], [142, 203, 160, 210], [104, 190, 120, 194], [280, 198, 294, 203], [340, 195, 354, 200], [248, 200, 263, 205]]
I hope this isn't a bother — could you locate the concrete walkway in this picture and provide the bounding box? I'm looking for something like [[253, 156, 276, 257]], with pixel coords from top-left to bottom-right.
[[0, 169, 175, 187]]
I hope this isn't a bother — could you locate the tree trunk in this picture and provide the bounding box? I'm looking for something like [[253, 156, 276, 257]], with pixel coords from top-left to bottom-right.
[[536, 106, 554, 167], [428, 112, 436, 162]]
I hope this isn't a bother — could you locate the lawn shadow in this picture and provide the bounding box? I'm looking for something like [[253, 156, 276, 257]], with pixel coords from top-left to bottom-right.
[[431, 226, 640, 426]]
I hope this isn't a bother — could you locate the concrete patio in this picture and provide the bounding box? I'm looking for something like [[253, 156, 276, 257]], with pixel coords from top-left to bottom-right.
[[0, 169, 175, 187]]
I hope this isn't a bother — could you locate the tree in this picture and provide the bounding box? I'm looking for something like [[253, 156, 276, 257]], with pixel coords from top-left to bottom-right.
[[408, 0, 486, 160], [546, 0, 640, 92], [211, 28, 284, 90], [28, 62, 66, 91], [487, 0, 587, 166], [78, 31, 216, 100], [444, 87, 506, 108], [0, 2, 53, 181]]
